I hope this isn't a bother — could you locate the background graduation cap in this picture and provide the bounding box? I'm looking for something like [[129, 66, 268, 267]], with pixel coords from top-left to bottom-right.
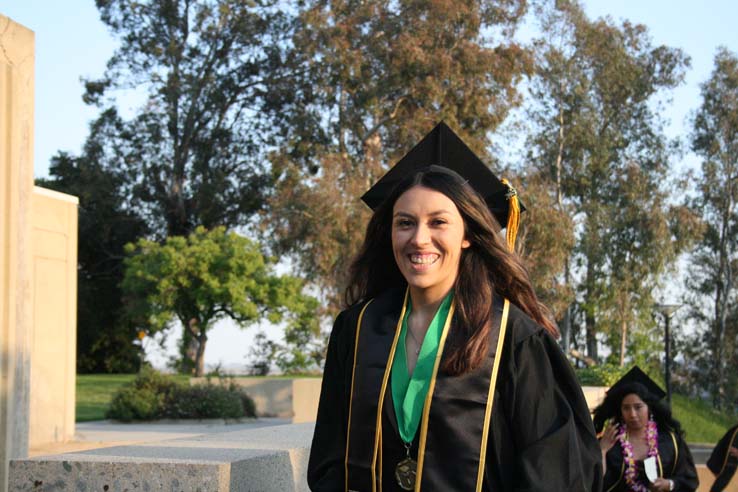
[[607, 366, 667, 400], [360, 122, 525, 251]]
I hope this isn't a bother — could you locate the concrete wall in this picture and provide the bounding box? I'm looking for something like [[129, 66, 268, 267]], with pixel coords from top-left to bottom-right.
[[29, 187, 78, 448], [0, 14, 35, 492]]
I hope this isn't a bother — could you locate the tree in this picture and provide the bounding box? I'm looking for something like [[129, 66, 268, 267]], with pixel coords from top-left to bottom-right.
[[86, 0, 292, 237], [266, 0, 533, 314], [687, 47, 738, 408], [122, 226, 319, 376], [525, 1, 693, 362], [36, 110, 150, 373]]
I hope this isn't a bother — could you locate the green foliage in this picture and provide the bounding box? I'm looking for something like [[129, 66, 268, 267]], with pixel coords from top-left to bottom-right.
[[123, 226, 319, 375], [106, 367, 178, 421], [165, 383, 246, 419], [105, 368, 256, 421], [575, 364, 629, 387]]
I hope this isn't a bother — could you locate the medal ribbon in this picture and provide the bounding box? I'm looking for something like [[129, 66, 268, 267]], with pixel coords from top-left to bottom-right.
[[390, 292, 454, 445]]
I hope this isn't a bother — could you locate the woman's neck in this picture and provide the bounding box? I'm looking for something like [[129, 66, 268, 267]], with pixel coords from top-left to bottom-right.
[[627, 426, 647, 440], [408, 285, 451, 318]]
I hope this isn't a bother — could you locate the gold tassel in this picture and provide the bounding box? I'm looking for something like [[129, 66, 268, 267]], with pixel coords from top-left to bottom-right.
[[501, 178, 520, 252]]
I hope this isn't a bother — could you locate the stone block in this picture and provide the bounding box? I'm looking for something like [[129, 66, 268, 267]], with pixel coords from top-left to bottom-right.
[[10, 422, 315, 492]]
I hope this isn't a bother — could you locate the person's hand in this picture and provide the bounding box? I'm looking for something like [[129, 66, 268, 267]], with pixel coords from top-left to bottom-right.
[[650, 477, 673, 491], [729, 446, 738, 458], [599, 421, 619, 453]]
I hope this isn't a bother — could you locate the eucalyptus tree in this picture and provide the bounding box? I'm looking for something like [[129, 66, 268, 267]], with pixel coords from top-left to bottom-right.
[[87, 0, 293, 237], [525, 1, 693, 362], [687, 47, 738, 407], [266, 0, 533, 312]]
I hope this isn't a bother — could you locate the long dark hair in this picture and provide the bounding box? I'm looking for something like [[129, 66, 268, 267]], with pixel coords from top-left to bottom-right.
[[345, 167, 557, 375], [592, 383, 684, 437]]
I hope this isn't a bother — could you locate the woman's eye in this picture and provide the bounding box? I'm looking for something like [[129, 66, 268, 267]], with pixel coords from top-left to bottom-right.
[[431, 219, 447, 226], [395, 219, 414, 228]]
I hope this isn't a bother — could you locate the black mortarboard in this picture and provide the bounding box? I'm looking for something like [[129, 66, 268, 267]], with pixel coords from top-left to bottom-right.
[[607, 366, 666, 400], [360, 122, 525, 230]]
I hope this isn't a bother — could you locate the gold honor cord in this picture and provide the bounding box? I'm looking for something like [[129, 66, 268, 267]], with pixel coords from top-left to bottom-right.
[[371, 289, 409, 492], [414, 300, 457, 491], [669, 431, 678, 475], [345, 299, 373, 492], [718, 427, 738, 477], [475, 299, 511, 492]]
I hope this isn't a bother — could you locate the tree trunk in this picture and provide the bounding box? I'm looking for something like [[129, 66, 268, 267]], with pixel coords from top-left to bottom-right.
[[561, 305, 571, 354], [585, 262, 598, 362], [619, 318, 627, 367], [194, 335, 208, 377]]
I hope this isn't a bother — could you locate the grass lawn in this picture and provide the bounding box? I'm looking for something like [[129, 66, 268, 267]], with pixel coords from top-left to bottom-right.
[[672, 393, 738, 444], [76, 374, 189, 422]]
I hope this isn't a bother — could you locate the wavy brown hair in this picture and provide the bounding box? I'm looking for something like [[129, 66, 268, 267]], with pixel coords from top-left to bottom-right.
[[345, 167, 558, 375]]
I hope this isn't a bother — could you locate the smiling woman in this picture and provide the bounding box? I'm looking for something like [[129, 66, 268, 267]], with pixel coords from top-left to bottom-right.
[[307, 122, 603, 492]]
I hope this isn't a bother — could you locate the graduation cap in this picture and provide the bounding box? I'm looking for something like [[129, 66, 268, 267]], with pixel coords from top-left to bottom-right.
[[607, 366, 666, 400], [360, 122, 524, 251]]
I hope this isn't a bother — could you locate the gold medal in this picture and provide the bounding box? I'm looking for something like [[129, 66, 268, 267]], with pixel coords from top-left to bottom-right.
[[395, 442, 417, 490]]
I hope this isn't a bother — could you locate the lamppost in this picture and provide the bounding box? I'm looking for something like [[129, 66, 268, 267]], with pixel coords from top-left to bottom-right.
[[654, 303, 681, 402]]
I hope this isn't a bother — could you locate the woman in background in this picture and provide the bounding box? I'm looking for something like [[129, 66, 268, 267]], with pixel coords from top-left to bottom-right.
[[594, 366, 698, 492]]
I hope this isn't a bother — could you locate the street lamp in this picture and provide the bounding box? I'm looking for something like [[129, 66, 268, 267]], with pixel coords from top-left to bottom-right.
[[654, 303, 681, 402]]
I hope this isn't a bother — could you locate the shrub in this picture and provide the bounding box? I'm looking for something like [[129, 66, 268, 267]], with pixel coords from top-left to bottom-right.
[[165, 383, 244, 419], [107, 386, 162, 421], [106, 368, 256, 421], [575, 364, 629, 387]]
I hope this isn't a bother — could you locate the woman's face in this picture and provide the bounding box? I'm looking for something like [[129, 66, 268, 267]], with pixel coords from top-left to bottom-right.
[[391, 185, 470, 298], [620, 393, 649, 431]]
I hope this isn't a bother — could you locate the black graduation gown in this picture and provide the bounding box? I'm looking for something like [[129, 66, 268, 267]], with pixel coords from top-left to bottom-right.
[[707, 424, 738, 492], [602, 430, 698, 492], [307, 287, 603, 492]]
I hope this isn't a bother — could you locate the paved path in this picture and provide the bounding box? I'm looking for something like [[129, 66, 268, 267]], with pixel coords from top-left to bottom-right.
[[29, 418, 290, 457]]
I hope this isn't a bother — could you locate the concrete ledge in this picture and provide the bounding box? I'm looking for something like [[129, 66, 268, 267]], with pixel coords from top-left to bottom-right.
[[10, 422, 315, 492]]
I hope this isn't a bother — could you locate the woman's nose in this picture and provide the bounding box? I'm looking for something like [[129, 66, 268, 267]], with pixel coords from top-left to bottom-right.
[[411, 224, 431, 245]]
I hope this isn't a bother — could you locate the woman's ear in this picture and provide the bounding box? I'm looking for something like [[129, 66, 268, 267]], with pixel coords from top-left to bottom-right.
[[462, 238, 471, 249]]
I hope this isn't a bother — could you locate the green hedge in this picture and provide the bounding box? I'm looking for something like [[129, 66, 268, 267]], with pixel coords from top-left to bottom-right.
[[575, 364, 630, 387], [106, 367, 256, 422]]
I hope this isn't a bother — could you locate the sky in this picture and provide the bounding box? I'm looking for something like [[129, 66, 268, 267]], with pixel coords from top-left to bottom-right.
[[2, 0, 736, 371]]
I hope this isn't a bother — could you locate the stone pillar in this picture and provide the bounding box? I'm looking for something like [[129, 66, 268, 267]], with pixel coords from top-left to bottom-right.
[[0, 14, 35, 492], [30, 187, 78, 449]]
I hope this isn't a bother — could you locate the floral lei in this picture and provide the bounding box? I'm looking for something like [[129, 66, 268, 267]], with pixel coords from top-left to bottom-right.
[[617, 418, 659, 492]]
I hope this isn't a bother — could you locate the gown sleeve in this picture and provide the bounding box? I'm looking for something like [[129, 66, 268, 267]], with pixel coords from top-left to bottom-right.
[[307, 310, 353, 491], [502, 313, 603, 492], [669, 432, 699, 492], [602, 444, 625, 491]]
